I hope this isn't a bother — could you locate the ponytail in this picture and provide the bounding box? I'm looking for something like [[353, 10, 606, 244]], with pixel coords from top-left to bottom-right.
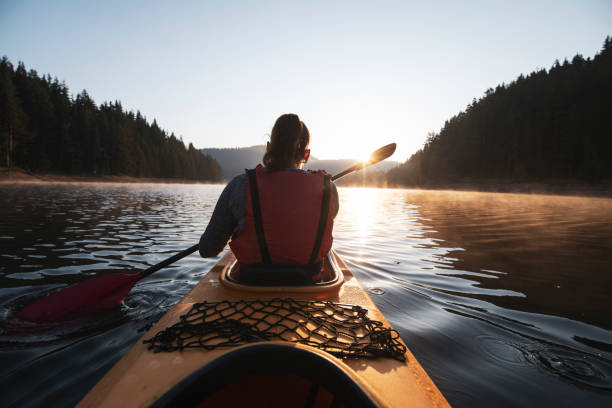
[[263, 114, 310, 171]]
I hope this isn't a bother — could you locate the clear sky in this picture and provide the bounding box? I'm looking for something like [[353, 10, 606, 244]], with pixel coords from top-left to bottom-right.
[[1, 1, 610, 161]]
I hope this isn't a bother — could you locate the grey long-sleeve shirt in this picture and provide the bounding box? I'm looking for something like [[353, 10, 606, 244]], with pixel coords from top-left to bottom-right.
[[199, 170, 339, 258]]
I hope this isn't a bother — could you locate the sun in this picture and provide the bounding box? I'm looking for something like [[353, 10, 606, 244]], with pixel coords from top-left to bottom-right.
[[357, 150, 372, 163]]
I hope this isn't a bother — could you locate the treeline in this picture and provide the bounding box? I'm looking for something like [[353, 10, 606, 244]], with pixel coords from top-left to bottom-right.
[[0, 57, 221, 181], [388, 36, 612, 186]]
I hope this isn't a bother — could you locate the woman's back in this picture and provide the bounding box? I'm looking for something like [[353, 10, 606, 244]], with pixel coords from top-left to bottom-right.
[[199, 114, 339, 284]]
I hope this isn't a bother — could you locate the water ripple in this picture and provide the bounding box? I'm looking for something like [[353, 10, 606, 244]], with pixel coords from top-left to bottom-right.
[[0, 184, 611, 407]]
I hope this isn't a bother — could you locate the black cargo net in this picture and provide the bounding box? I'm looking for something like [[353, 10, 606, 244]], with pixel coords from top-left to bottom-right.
[[143, 298, 406, 361]]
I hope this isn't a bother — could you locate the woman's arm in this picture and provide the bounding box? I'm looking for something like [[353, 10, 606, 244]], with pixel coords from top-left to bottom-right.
[[199, 175, 245, 257]]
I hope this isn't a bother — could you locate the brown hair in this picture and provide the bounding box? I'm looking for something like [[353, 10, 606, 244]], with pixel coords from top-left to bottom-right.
[[263, 114, 310, 171]]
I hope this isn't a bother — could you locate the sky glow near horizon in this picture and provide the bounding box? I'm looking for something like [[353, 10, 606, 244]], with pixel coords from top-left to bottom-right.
[[1, 1, 611, 161]]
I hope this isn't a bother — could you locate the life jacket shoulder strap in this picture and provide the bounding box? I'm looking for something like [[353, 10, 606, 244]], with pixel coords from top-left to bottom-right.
[[247, 169, 271, 264]]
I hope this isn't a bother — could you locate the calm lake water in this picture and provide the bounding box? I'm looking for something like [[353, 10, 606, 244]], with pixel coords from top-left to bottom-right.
[[1, 182, 611, 407]]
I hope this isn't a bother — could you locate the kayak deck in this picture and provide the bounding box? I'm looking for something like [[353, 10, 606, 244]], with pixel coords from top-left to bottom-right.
[[77, 250, 449, 407]]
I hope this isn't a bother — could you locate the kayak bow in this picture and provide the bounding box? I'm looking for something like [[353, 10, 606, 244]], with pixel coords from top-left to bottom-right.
[[77, 250, 449, 408]]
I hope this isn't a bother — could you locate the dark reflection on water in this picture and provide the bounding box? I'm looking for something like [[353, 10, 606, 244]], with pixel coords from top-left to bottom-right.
[[406, 190, 612, 330], [1, 183, 611, 407], [0, 182, 221, 407]]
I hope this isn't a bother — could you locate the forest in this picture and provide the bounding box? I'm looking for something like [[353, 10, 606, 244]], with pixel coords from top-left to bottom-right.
[[388, 36, 612, 187], [0, 58, 221, 181], [4, 35, 610, 186]]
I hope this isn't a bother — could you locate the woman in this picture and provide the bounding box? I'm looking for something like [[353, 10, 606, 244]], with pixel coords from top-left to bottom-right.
[[199, 113, 339, 284]]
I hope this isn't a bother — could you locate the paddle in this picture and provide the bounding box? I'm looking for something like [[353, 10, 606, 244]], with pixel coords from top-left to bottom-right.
[[331, 143, 396, 181], [16, 143, 396, 322], [16, 244, 200, 322]]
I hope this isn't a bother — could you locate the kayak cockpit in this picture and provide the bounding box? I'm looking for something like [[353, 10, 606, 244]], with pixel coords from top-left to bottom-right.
[[220, 251, 344, 293], [150, 343, 379, 408]]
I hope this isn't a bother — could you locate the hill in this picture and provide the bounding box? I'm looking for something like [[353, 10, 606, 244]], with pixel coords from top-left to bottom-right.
[[388, 36, 612, 187], [200, 145, 266, 180], [200, 145, 399, 183]]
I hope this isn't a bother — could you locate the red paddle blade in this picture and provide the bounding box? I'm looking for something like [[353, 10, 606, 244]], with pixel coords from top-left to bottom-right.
[[16, 273, 142, 322]]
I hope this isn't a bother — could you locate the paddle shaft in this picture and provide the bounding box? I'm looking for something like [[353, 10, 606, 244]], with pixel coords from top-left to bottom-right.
[[141, 143, 395, 276], [140, 243, 200, 279], [143, 143, 395, 275], [331, 165, 360, 181], [141, 157, 385, 274], [14, 143, 396, 322]]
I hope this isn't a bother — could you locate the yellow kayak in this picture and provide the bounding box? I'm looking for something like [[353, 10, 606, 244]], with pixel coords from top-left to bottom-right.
[[77, 250, 449, 407]]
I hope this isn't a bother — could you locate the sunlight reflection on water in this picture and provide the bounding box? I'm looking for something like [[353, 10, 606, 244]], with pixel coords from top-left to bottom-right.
[[0, 183, 611, 407], [335, 188, 612, 406]]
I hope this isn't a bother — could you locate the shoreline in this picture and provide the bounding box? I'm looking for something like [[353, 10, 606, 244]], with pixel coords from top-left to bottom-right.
[[2, 168, 611, 198], [391, 180, 612, 198], [0, 167, 223, 185]]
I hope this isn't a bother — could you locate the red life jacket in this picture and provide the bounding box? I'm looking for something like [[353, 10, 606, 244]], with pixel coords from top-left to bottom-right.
[[230, 165, 334, 266]]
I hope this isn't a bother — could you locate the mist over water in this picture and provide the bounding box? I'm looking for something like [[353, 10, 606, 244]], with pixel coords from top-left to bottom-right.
[[1, 183, 611, 407], [335, 188, 612, 406]]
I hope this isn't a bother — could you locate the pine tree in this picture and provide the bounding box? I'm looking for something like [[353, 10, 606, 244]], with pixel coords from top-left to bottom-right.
[[0, 57, 26, 169]]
